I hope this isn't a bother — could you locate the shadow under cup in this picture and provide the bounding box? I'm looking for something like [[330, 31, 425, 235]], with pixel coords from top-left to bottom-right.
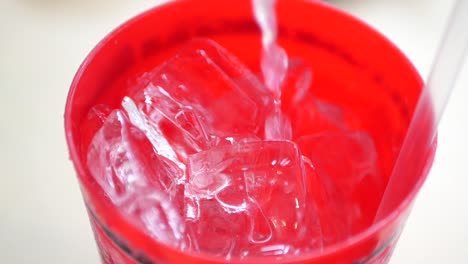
[[64, 0, 436, 263]]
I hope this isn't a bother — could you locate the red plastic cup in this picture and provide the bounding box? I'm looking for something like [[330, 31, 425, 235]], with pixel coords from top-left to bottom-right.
[[64, 0, 436, 263]]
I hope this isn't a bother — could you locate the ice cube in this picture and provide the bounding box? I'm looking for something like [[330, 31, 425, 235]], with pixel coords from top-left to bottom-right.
[[122, 96, 185, 172], [290, 97, 348, 138], [123, 191, 186, 247], [80, 104, 112, 161], [185, 198, 249, 257], [298, 130, 381, 241], [87, 109, 186, 248], [298, 131, 378, 194], [135, 83, 211, 160], [302, 157, 355, 245], [278, 59, 350, 138], [185, 140, 322, 257], [128, 38, 272, 146]]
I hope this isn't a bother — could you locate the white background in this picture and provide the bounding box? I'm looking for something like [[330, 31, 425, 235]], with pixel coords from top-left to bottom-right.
[[0, 0, 466, 263]]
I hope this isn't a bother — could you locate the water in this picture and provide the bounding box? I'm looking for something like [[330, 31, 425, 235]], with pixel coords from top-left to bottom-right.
[[252, 0, 293, 141], [252, 0, 288, 98], [83, 0, 383, 260]]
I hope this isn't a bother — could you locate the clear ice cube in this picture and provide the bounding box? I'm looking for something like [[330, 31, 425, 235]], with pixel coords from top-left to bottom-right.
[[122, 96, 185, 171], [87, 109, 186, 248], [302, 157, 356, 245], [128, 38, 273, 159], [80, 104, 112, 161], [184, 140, 322, 257], [298, 130, 380, 244], [279, 59, 349, 138], [298, 131, 378, 194], [290, 97, 347, 138]]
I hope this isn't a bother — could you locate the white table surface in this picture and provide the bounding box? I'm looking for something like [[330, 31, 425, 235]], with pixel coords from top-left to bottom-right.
[[0, 1, 466, 263]]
